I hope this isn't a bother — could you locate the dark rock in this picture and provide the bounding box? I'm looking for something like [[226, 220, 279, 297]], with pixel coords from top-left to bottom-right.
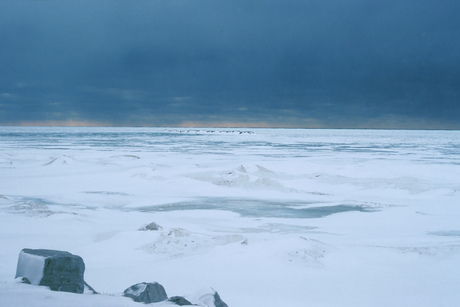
[[168, 296, 193, 305], [213, 291, 229, 307], [123, 282, 168, 303], [15, 248, 91, 294]]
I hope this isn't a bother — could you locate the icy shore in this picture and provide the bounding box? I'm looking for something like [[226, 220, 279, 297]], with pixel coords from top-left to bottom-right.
[[1, 127, 460, 306]]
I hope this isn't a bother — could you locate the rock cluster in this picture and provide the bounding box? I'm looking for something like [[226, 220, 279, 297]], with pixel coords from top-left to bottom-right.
[[15, 248, 228, 306], [122, 283, 228, 306]]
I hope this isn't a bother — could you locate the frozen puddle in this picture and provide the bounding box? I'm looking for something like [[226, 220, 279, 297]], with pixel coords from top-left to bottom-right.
[[241, 223, 317, 234], [135, 197, 377, 218]]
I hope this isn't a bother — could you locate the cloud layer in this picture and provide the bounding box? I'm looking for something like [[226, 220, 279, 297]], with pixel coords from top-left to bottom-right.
[[1, 0, 459, 128]]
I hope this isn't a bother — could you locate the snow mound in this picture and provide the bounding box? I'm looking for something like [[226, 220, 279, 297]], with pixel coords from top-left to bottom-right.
[[286, 237, 333, 267], [186, 164, 295, 192], [139, 228, 246, 257]]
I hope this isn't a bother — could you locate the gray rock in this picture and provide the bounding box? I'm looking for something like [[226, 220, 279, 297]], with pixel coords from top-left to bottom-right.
[[168, 296, 193, 305], [213, 291, 229, 307], [15, 248, 90, 294], [123, 282, 168, 303]]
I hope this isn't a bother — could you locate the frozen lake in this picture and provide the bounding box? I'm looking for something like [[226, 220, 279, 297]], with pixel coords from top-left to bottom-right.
[[1, 127, 460, 306]]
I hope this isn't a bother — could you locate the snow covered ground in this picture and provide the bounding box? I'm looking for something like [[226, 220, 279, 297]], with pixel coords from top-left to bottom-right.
[[1, 127, 460, 306]]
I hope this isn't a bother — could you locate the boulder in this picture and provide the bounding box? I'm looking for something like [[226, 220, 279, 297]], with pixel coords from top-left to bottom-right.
[[15, 248, 91, 294], [123, 282, 168, 303], [168, 296, 193, 305]]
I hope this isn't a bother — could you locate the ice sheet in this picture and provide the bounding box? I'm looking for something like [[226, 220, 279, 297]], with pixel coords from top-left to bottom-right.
[[1, 127, 460, 306]]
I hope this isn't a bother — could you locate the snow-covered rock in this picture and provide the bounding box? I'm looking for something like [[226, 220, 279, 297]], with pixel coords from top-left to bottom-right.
[[188, 288, 228, 307], [139, 221, 162, 231], [123, 282, 168, 303], [15, 248, 90, 294]]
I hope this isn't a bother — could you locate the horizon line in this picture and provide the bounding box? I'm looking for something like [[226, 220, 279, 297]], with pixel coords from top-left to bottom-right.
[[0, 124, 459, 131]]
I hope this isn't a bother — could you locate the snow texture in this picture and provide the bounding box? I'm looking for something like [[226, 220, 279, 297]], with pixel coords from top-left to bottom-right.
[[1, 127, 460, 306]]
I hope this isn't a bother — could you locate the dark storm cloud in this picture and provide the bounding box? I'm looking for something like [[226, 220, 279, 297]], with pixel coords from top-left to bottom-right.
[[1, 0, 459, 128]]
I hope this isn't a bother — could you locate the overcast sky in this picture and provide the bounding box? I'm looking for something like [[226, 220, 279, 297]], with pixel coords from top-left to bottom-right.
[[1, 0, 459, 129]]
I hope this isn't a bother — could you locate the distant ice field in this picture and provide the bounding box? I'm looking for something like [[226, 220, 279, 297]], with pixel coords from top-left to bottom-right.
[[1, 127, 460, 306], [1, 127, 459, 159]]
